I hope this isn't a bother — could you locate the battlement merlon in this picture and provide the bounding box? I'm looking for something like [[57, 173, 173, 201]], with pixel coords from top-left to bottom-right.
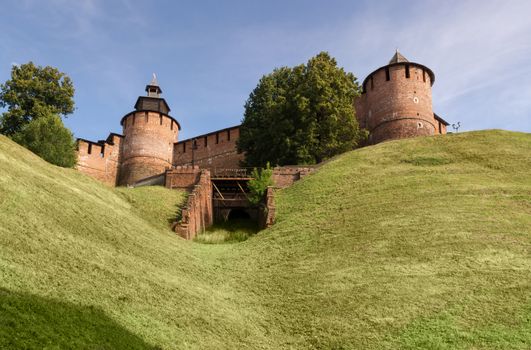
[[76, 133, 123, 158]]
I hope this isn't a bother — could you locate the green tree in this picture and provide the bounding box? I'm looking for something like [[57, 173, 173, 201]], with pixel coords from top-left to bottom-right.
[[238, 52, 366, 167], [0, 62, 75, 136], [247, 162, 274, 205], [12, 113, 77, 168]]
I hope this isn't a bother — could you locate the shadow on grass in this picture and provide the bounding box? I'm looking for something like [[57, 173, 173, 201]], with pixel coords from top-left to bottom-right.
[[194, 219, 259, 244], [0, 288, 157, 349]]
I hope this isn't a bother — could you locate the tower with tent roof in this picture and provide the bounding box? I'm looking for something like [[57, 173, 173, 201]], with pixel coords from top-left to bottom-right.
[[118, 74, 181, 185], [355, 50, 448, 144]]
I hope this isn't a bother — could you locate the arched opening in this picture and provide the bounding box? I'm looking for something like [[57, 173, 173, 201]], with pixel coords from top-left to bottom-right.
[[228, 208, 251, 221]]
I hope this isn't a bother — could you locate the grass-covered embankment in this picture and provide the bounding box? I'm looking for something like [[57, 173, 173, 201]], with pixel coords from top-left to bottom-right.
[[1, 130, 530, 349]]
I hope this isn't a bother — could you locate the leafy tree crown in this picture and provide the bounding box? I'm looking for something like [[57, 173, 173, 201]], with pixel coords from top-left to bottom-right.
[[0, 62, 75, 135], [238, 52, 366, 167]]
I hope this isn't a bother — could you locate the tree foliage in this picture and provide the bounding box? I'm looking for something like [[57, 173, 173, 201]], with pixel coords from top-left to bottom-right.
[[12, 113, 77, 168], [247, 162, 274, 205], [238, 52, 366, 167], [0, 62, 75, 136], [0, 62, 77, 167]]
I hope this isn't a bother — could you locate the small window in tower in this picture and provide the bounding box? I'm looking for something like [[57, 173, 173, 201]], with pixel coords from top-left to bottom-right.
[[405, 64, 410, 78], [227, 129, 231, 141], [422, 70, 426, 82], [160, 115, 163, 125], [145, 111, 148, 122], [385, 67, 390, 81], [171, 120, 173, 130], [204, 136, 208, 147], [183, 142, 186, 153], [88, 143, 92, 154], [370, 76, 374, 90], [216, 132, 219, 144]]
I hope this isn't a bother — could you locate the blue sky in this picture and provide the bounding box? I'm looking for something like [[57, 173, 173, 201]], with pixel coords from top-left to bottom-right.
[[1, 0, 530, 141]]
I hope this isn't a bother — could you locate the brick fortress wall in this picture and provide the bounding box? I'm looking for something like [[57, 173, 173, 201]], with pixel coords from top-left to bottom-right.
[[166, 167, 213, 240], [272, 166, 316, 188], [76, 52, 449, 187], [172, 126, 244, 169], [165, 165, 202, 190], [76, 133, 122, 186]]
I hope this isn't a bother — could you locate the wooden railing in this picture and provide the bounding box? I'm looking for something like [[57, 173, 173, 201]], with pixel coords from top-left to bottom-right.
[[211, 167, 258, 179]]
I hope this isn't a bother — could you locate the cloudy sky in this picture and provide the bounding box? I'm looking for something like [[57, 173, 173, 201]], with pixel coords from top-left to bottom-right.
[[1, 0, 530, 140]]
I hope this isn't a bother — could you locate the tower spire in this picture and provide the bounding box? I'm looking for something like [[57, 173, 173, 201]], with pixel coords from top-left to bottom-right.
[[389, 49, 409, 64], [146, 73, 162, 97], [150, 73, 158, 86]]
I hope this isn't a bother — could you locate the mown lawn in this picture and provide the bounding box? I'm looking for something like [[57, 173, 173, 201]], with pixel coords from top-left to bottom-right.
[[0, 130, 530, 349]]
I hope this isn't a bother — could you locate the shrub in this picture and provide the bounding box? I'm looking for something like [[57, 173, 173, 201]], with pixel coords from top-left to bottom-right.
[[248, 162, 273, 205], [12, 113, 77, 168]]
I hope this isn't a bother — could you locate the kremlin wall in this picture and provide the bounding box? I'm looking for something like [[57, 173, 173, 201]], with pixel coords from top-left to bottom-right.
[[77, 52, 449, 187]]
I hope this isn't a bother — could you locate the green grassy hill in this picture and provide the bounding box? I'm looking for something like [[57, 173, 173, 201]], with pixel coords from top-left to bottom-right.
[[1, 130, 530, 349]]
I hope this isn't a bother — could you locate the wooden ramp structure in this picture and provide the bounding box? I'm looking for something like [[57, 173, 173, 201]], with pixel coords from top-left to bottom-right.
[[210, 168, 256, 221]]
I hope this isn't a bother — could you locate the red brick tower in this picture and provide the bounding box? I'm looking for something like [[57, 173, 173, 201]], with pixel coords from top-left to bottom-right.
[[355, 51, 447, 144], [119, 75, 180, 185]]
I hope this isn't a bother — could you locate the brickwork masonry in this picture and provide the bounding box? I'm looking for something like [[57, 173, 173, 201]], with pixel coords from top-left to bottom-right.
[[272, 166, 316, 188], [173, 126, 243, 169], [76, 134, 122, 186], [119, 111, 178, 186], [258, 187, 276, 229], [169, 168, 213, 240], [355, 59, 448, 144], [165, 165, 202, 190]]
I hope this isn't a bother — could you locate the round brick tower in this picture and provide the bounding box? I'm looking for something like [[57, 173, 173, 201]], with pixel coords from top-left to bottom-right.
[[356, 51, 441, 144], [119, 75, 180, 186]]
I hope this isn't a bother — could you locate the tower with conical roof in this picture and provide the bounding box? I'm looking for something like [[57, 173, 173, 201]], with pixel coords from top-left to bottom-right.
[[118, 75, 181, 185], [355, 50, 448, 144]]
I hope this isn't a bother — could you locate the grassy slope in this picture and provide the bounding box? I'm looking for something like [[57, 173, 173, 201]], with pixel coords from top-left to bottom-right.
[[0, 130, 530, 349]]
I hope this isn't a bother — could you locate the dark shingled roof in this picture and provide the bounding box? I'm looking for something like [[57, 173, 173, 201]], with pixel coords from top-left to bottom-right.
[[389, 49, 409, 64], [361, 51, 435, 92], [434, 113, 450, 126]]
